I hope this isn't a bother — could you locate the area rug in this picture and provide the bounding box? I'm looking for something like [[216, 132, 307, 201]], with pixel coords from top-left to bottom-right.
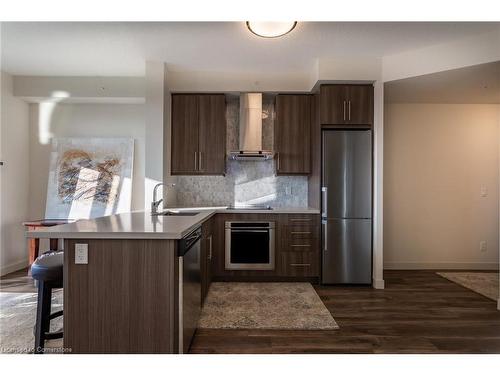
[[198, 282, 339, 330], [437, 272, 499, 301], [0, 290, 63, 353]]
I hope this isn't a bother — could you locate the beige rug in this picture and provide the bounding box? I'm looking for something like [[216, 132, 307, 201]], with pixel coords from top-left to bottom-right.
[[0, 290, 63, 354], [437, 272, 499, 301], [198, 282, 339, 330]]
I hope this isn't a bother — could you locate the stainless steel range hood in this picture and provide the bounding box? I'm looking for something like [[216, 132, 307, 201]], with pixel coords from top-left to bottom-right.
[[229, 93, 274, 161]]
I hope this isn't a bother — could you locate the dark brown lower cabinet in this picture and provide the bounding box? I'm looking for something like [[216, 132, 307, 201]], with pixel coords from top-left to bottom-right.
[[64, 239, 179, 354], [280, 251, 319, 278], [278, 215, 320, 278], [211, 213, 320, 281]]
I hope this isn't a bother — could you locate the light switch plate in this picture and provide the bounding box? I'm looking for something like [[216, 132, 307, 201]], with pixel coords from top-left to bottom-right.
[[75, 243, 88, 264], [479, 241, 487, 252]]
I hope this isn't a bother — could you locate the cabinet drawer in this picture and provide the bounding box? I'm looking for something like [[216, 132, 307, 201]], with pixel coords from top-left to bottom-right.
[[280, 251, 319, 277], [287, 215, 318, 224], [283, 238, 319, 252], [283, 225, 319, 240]]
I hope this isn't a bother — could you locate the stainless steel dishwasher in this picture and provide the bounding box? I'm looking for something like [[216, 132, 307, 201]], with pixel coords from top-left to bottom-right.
[[177, 226, 202, 354]]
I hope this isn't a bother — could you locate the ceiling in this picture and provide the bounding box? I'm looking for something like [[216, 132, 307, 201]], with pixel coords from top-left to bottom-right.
[[385, 61, 500, 104], [1, 22, 499, 76]]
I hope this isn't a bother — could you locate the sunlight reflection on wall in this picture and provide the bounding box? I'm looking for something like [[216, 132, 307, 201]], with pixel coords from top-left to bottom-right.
[[37, 91, 70, 145]]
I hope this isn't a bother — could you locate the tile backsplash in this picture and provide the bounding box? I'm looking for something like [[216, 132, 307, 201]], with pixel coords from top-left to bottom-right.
[[175, 96, 308, 208]]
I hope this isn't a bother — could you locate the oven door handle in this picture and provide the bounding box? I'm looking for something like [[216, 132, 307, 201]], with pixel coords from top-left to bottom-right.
[[230, 229, 269, 233]]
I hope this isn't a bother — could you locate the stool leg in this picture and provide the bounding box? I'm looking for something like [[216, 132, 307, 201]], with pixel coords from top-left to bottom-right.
[[34, 281, 52, 354], [49, 238, 58, 251]]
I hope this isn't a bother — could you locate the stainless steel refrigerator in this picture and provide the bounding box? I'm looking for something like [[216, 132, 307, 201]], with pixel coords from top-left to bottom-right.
[[321, 130, 372, 284]]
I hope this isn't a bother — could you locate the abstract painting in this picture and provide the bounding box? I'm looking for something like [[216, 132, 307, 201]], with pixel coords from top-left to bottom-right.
[[45, 138, 134, 220]]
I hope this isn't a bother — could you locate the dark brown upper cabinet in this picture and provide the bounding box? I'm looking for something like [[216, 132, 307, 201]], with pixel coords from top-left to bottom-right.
[[274, 94, 312, 175], [320, 84, 373, 125], [171, 94, 226, 175]]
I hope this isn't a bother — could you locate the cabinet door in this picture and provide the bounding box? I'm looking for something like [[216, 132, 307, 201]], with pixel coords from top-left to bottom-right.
[[280, 251, 319, 277], [198, 95, 226, 175], [346, 85, 373, 125], [275, 95, 311, 175], [320, 85, 348, 124], [171, 95, 199, 174]]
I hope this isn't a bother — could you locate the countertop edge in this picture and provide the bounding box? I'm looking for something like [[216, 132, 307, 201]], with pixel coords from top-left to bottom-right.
[[25, 208, 320, 239]]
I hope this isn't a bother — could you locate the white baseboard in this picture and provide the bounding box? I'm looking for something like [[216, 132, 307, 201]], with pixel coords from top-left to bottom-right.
[[384, 262, 499, 270], [0, 259, 29, 276], [372, 278, 385, 289]]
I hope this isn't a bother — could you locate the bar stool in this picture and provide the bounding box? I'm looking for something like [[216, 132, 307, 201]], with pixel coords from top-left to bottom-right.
[[31, 251, 63, 354]]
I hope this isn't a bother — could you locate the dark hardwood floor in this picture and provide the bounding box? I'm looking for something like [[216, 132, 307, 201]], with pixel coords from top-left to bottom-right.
[[190, 270, 500, 354], [2, 269, 499, 353]]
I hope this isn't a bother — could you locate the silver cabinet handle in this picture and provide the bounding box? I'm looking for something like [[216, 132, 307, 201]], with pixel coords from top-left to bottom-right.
[[323, 220, 328, 252], [199, 151, 202, 171], [290, 218, 312, 222], [194, 151, 198, 171], [343, 100, 347, 121], [321, 187, 327, 218], [208, 235, 212, 260], [230, 230, 268, 233], [348, 100, 351, 121], [276, 152, 280, 171], [290, 263, 311, 267], [291, 231, 311, 235], [291, 244, 311, 247]]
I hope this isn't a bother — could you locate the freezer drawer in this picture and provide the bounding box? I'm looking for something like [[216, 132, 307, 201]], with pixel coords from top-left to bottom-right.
[[322, 218, 372, 284], [322, 130, 372, 219]]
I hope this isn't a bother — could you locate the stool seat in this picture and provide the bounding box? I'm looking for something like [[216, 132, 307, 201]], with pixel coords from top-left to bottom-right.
[[31, 251, 63, 283]]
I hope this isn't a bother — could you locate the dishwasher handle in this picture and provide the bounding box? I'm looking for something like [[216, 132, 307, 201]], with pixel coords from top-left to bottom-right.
[[178, 227, 202, 256]]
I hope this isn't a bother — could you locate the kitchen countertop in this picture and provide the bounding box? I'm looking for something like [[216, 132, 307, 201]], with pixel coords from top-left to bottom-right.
[[25, 206, 320, 240]]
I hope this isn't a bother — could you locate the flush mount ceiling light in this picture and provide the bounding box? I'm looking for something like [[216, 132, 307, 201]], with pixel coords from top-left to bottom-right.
[[246, 21, 297, 38]]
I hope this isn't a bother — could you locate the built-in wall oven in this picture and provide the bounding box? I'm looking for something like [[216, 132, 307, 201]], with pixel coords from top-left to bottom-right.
[[225, 221, 275, 270]]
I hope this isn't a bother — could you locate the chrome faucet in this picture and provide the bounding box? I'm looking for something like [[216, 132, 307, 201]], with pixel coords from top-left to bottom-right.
[[151, 182, 175, 215]]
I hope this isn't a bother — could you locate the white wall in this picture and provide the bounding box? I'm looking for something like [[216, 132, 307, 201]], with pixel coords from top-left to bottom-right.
[[13, 75, 145, 103], [0, 72, 30, 275], [144, 62, 166, 210], [28, 103, 145, 221], [384, 103, 499, 269], [382, 30, 500, 82]]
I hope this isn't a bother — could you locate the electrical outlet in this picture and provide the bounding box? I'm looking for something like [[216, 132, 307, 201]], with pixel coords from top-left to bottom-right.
[[480, 186, 488, 197], [479, 241, 487, 252], [75, 243, 88, 264], [285, 186, 292, 195]]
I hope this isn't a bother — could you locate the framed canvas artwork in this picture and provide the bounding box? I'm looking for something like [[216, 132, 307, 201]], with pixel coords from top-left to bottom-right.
[[45, 137, 134, 220]]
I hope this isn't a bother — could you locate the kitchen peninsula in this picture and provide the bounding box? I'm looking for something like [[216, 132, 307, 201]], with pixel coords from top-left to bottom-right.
[[27, 207, 320, 353]]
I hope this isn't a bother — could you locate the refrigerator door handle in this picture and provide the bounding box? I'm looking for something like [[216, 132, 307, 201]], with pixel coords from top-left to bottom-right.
[[321, 187, 328, 218], [322, 220, 328, 252]]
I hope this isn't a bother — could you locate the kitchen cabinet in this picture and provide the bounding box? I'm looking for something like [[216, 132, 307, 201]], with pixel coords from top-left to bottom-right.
[[211, 213, 320, 281], [278, 214, 320, 278], [280, 251, 319, 278], [320, 85, 373, 125], [171, 94, 226, 175], [201, 217, 214, 305], [274, 94, 312, 175]]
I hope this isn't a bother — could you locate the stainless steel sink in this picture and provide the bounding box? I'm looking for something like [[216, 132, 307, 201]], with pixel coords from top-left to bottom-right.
[[161, 211, 200, 216]]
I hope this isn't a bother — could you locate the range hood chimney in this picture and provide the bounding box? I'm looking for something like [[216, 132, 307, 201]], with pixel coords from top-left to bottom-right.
[[229, 93, 274, 161]]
